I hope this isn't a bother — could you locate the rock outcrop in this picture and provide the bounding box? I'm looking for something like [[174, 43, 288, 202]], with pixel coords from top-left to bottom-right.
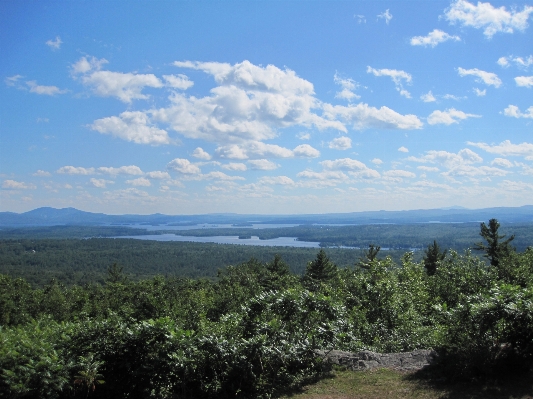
[[316, 349, 437, 372]]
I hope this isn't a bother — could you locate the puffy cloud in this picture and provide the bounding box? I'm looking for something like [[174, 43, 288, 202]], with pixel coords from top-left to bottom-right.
[[247, 159, 279, 170], [468, 140, 533, 158], [503, 105, 533, 119], [155, 60, 344, 144], [145, 171, 171, 179], [442, 94, 465, 101], [497, 57, 510, 67], [383, 169, 416, 178], [442, 165, 508, 177], [398, 146, 409, 153], [70, 56, 109, 75], [2, 180, 36, 189], [321, 158, 368, 171], [377, 9, 392, 24], [259, 176, 295, 185], [26, 81, 67, 95], [45, 36, 62, 50], [445, 0, 533, 38], [221, 163, 247, 171], [192, 147, 211, 160], [427, 108, 481, 125], [5, 74, 23, 86], [293, 144, 320, 158], [420, 91, 436, 102], [163, 74, 194, 90], [491, 158, 513, 168], [323, 103, 423, 130], [167, 158, 201, 174], [334, 73, 360, 101], [215, 142, 319, 160], [90, 111, 171, 145], [33, 170, 51, 177], [410, 29, 461, 47], [81, 70, 163, 103], [474, 88, 486, 96], [126, 177, 151, 186], [367, 66, 412, 97], [319, 158, 379, 179], [498, 55, 533, 69], [57, 166, 95, 175], [457, 68, 502, 87], [72, 56, 163, 103], [408, 148, 483, 169], [90, 178, 113, 188], [328, 136, 352, 150], [371, 158, 383, 165], [97, 165, 144, 176], [515, 76, 533, 87]]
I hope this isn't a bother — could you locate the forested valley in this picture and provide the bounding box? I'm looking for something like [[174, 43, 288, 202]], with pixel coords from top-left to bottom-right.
[[1, 219, 533, 398]]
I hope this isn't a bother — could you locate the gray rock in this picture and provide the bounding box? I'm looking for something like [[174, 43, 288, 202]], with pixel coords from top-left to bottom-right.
[[315, 348, 437, 372]]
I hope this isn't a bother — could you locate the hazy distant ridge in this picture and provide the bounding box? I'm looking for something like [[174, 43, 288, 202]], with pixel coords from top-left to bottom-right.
[[1, 206, 532, 226]]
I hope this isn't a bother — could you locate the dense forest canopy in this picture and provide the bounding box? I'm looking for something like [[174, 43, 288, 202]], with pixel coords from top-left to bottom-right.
[[1, 219, 532, 398]]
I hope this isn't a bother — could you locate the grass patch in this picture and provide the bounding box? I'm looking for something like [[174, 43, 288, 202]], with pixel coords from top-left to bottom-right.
[[280, 368, 533, 399]]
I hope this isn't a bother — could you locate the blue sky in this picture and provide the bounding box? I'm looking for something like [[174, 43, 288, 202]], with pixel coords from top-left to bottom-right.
[[1, 0, 532, 215]]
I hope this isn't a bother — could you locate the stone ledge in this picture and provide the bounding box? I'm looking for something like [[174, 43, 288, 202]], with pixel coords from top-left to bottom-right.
[[315, 349, 437, 372]]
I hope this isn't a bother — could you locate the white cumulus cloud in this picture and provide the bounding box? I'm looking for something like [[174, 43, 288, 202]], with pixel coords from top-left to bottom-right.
[[398, 146, 409, 153], [515, 76, 533, 87], [163, 74, 194, 90], [328, 136, 352, 150], [192, 147, 211, 160], [126, 177, 151, 186], [167, 158, 201, 174], [145, 171, 171, 179], [221, 163, 247, 171], [45, 36, 62, 50], [468, 140, 533, 158], [33, 170, 51, 177], [90, 178, 113, 188], [367, 66, 412, 97], [427, 108, 481, 125], [410, 29, 461, 47], [334, 73, 360, 101], [97, 165, 144, 176], [90, 111, 171, 145], [323, 103, 422, 130], [457, 67, 501, 87], [491, 158, 513, 168], [421, 91, 436, 102], [445, 0, 533, 38], [259, 176, 295, 185], [57, 166, 95, 175], [503, 105, 533, 119], [2, 180, 36, 189], [247, 159, 279, 170], [26, 81, 67, 95]]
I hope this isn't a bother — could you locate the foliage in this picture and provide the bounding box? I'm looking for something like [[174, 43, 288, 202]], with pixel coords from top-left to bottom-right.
[[474, 218, 515, 267], [0, 220, 532, 397], [423, 240, 446, 276]]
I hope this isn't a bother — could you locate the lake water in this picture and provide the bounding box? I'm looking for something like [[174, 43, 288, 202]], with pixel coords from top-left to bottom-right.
[[115, 234, 322, 248]]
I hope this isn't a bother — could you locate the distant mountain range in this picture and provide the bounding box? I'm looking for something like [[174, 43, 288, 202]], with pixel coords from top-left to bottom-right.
[[1, 206, 532, 226]]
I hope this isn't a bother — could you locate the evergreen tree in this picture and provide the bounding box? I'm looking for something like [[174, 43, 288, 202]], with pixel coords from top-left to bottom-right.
[[304, 249, 337, 282], [358, 244, 381, 269], [474, 218, 515, 267], [423, 240, 446, 276]]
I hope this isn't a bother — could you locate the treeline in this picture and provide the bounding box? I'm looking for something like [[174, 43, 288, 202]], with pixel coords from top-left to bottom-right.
[[0, 239, 418, 287], [158, 222, 533, 251], [0, 220, 532, 398]]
